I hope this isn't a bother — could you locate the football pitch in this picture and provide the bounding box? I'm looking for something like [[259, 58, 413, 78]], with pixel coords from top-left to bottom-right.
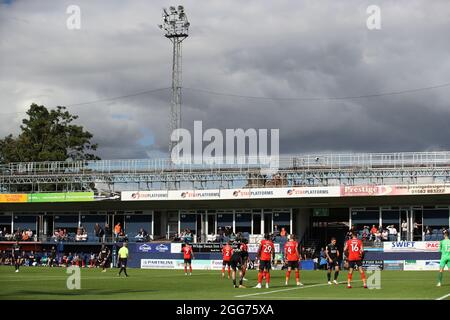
[[0, 266, 449, 300]]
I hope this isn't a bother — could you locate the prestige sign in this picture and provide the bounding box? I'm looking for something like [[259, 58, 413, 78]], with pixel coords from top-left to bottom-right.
[[341, 184, 450, 197]]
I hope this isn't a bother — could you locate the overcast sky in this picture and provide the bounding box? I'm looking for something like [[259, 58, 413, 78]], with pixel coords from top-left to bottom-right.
[[1, 0, 450, 160]]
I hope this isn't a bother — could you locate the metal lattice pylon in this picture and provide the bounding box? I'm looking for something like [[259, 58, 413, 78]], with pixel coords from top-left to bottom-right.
[[159, 5, 190, 155]]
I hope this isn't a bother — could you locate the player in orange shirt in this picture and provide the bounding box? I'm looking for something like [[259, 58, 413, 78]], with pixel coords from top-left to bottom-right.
[[181, 242, 194, 276], [222, 241, 233, 278], [284, 234, 303, 286], [343, 232, 367, 288], [254, 234, 275, 289]]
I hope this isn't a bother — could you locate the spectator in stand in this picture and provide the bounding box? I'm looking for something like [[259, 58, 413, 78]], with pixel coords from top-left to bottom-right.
[[114, 222, 122, 240], [273, 225, 280, 237], [72, 253, 80, 267], [3, 228, 12, 241], [362, 226, 370, 241], [382, 229, 389, 241], [0, 250, 5, 265], [370, 225, 378, 241], [26, 229, 33, 240], [300, 246, 307, 260], [401, 220, 408, 240], [94, 223, 102, 242], [425, 226, 432, 236], [89, 252, 96, 268], [52, 229, 59, 241], [375, 229, 382, 243], [280, 227, 287, 238], [58, 229, 64, 241], [184, 229, 193, 242], [345, 227, 354, 241], [104, 223, 110, 242], [118, 230, 128, 242], [94, 223, 103, 242], [135, 228, 149, 242], [387, 225, 398, 241], [48, 246, 57, 267], [22, 230, 29, 241], [319, 247, 328, 270], [28, 251, 36, 266], [414, 221, 422, 240], [76, 229, 83, 241], [41, 252, 48, 266], [67, 252, 73, 267], [13, 228, 21, 241]]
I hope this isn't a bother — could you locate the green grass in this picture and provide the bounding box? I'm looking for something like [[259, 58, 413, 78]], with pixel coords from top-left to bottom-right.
[[0, 266, 449, 300]]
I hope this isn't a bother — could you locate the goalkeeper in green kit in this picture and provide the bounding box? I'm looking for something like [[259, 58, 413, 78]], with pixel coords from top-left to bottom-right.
[[437, 230, 450, 287]]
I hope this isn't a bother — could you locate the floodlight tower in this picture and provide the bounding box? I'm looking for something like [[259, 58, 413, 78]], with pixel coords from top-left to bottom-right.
[[159, 5, 190, 155]]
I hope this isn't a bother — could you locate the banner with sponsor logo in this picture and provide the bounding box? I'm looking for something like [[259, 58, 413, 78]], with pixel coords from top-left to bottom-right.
[[341, 184, 450, 197], [122, 183, 450, 201], [384, 241, 440, 252], [171, 243, 182, 254], [122, 186, 340, 201], [191, 243, 222, 253], [169, 242, 280, 254], [0, 194, 28, 203], [136, 243, 171, 254], [140, 259, 223, 270], [383, 260, 405, 271], [122, 191, 168, 201], [362, 260, 384, 270], [141, 259, 178, 269], [28, 192, 94, 202], [404, 260, 446, 271], [168, 190, 221, 200]]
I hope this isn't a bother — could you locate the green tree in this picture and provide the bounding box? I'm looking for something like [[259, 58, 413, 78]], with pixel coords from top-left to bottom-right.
[[0, 103, 99, 163]]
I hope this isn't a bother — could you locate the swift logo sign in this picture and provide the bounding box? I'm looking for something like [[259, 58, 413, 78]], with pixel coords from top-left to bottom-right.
[[384, 241, 440, 252]]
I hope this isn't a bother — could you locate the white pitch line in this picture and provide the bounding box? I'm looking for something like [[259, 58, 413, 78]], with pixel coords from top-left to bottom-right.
[[235, 280, 360, 298], [0, 271, 213, 282], [436, 293, 450, 300]]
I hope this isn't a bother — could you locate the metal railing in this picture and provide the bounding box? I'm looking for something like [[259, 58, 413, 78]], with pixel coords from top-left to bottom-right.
[[2, 151, 450, 176]]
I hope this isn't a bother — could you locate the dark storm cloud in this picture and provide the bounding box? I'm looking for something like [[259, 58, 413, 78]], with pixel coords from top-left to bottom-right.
[[1, 0, 450, 159]]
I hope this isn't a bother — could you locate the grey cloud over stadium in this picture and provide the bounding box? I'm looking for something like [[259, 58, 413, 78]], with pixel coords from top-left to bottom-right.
[[1, 0, 450, 159]]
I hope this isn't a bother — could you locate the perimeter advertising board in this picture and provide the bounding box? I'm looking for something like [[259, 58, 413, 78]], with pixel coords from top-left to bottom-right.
[[140, 259, 223, 270], [384, 241, 440, 252], [122, 183, 450, 201]]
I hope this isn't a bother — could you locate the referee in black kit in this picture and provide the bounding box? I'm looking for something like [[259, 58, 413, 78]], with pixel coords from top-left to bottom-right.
[[118, 242, 129, 277]]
